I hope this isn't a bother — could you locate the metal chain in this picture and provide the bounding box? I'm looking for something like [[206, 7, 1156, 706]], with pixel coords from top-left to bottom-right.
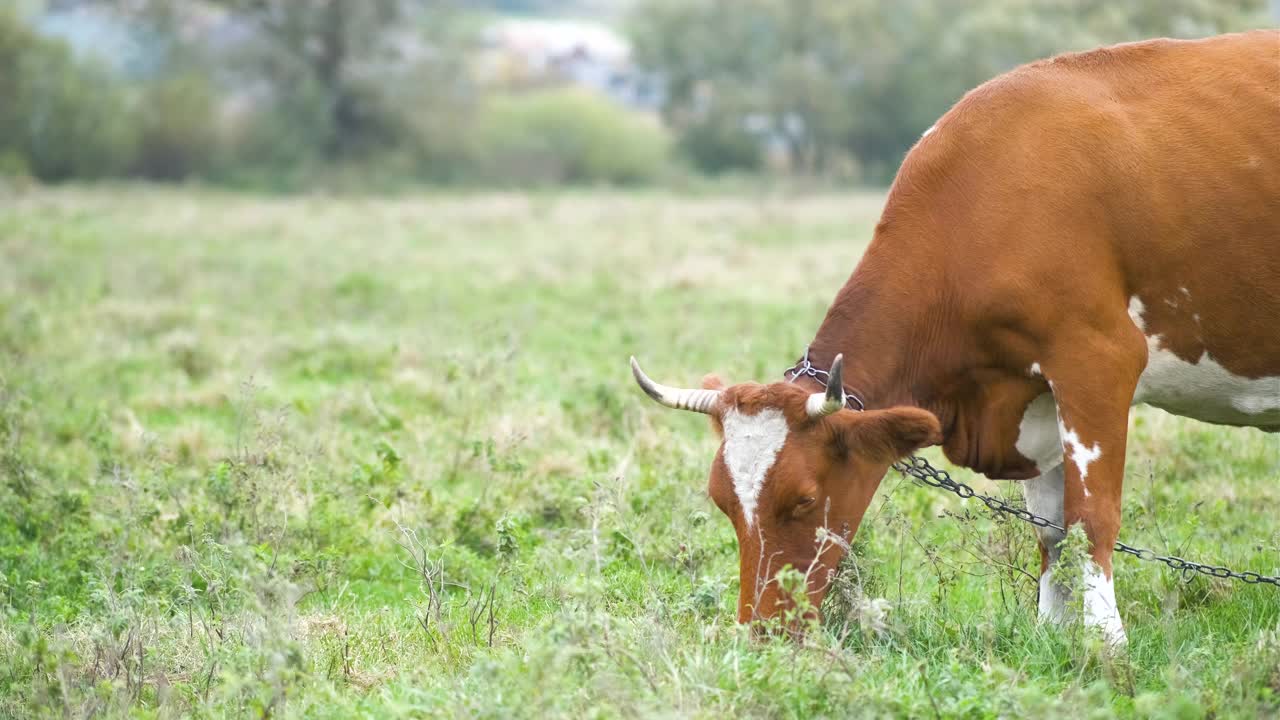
[[892, 454, 1280, 587], [785, 352, 1280, 588], [784, 349, 865, 410]]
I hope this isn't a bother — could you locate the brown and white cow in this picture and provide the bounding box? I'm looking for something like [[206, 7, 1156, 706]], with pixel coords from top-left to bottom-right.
[[632, 31, 1280, 643]]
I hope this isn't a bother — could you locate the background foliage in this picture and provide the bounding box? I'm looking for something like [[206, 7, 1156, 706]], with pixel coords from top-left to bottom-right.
[[0, 0, 1271, 188], [630, 0, 1271, 180]]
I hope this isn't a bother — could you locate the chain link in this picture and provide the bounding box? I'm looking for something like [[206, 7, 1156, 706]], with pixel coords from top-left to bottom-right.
[[784, 348, 865, 410], [892, 454, 1280, 588]]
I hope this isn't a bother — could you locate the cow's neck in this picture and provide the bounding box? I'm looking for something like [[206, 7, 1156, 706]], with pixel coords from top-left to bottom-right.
[[802, 241, 962, 430]]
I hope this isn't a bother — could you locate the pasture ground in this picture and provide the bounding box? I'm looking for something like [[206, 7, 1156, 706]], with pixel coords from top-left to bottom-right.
[[1, 187, 1277, 718]]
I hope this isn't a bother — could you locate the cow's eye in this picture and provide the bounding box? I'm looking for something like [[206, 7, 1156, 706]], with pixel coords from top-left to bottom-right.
[[792, 496, 817, 515]]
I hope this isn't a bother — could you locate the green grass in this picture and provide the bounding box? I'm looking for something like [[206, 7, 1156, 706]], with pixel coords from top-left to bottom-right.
[[0, 186, 1277, 718]]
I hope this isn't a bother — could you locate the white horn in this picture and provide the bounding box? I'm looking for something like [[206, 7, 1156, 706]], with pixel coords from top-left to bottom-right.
[[630, 357, 721, 414], [806, 353, 846, 418]]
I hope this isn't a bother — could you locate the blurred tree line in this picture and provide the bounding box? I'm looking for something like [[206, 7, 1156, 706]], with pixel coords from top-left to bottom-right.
[[0, 0, 1271, 188], [630, 0, 1272, 181], [0, 0, 668, 188]]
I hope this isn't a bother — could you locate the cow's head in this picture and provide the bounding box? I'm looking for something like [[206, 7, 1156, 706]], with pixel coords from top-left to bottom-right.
[[631, 356, 940, 629]]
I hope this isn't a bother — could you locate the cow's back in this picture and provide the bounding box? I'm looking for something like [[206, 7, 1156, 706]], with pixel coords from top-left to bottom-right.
[[894, 30, 1280, 428]]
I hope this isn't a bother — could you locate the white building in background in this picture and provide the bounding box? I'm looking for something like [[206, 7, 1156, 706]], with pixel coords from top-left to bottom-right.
[[479, 18, 663, 111]]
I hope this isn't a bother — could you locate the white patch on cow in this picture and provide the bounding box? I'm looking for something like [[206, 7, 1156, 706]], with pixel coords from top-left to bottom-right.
[[1038, 569, 1066, 620], [1083, 563, 1127, 644], [1127, 296, 1149, 332], [1028, 362, 1042, 377], [1016, 393, 1062, 474], [1024, 467, 1065, 538], [721, 407, 789, 529], [1057, 419, 1101, 494], [921, 124, 936, 138], [1024, 465, 1067, 618], [1128, 295, 1280, 426], [1139, 348, 1280, 422]]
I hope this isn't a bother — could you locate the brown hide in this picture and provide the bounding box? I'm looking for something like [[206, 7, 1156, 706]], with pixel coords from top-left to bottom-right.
[[812, 30, 1280, 471]]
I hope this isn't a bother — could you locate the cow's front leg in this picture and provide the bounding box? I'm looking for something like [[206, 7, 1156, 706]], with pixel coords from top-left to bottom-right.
[[1023, 464, 1069, 620], [1041, 348, 1143, 645]]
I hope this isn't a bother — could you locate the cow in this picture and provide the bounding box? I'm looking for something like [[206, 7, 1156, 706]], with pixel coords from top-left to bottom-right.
[[630, 30, 1280, 644]]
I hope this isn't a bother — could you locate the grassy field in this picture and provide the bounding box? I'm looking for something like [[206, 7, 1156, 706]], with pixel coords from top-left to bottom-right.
[[0, 187, 1277, 718]]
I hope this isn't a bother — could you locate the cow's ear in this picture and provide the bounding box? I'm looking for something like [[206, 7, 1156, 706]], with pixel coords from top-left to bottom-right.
[[833, 407, 942, 463]]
